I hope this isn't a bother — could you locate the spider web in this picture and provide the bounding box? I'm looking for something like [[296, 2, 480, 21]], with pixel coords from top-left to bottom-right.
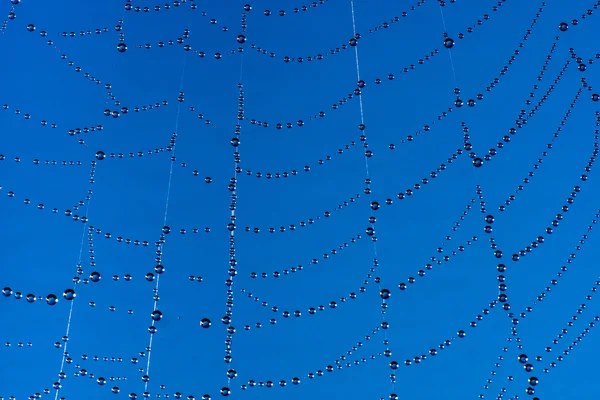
[[1, 1, 600, 399]]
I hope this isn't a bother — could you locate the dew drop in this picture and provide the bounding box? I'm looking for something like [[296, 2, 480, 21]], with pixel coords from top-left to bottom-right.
[[63, 289, 76, 300], [201, 318, 211, 328], [151, 310, 163, 321], [518, 354, 528, 363], [529, 376, 539, 386], [90, 271, 101, 282], [46, 294, 58, 306]]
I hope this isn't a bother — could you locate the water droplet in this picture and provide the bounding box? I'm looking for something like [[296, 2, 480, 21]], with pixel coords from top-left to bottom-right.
[[444, 38, 454, 48], [90, 272, 101, 282], [528, 376, 539, 386], [518, 354, 528, 363], [117, 43, 127, 52], [96, 151, 105, 160], [46, 294, 58, 305], [151, 310, 163, 321], [201, 318, 211, 328], [559, 22, 568, 31], [63, 289, 76, 300]]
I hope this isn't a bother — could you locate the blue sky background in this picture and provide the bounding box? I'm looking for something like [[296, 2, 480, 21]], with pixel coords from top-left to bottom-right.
[[1, 1, 600, 399]]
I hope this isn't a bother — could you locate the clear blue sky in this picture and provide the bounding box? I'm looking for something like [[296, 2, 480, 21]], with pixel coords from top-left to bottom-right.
[[1, 1, 600, 399]]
